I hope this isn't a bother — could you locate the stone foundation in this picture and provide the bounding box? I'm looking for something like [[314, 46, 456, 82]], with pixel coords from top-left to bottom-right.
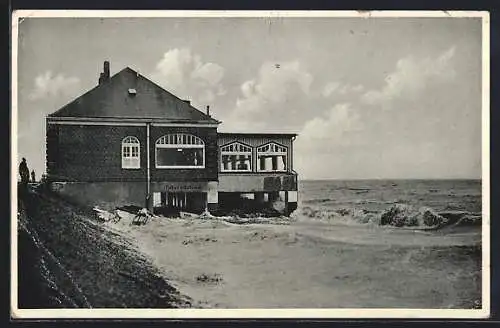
[[50, 181, 147, 210], [49, 181, 297, 216]]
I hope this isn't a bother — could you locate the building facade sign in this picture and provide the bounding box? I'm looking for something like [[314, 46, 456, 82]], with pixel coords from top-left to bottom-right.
[[162, 181, 209, 192]]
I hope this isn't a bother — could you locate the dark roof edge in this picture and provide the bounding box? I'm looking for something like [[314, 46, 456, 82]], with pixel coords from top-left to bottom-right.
[[46, 116, 221, 125], [218, 132, 298, 137]]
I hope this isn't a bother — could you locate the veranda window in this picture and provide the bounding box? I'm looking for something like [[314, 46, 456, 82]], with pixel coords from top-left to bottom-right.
[[156, 133, 205, 168], [220, 142, 252, 172], [257, 142, 287, 172], [122, 136, 140, 169]]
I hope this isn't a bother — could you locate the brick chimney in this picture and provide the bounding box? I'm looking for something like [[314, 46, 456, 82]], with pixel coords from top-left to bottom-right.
[[104, 61, 110, 79], [206, 105, 210, 117], [98, 61, 111, 85]]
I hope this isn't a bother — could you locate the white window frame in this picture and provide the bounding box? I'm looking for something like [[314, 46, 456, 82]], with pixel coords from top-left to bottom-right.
[[155, 133, 205, 169], [122, 136, 141, 169], [257, 142, 288, 172], [220, 142, 253, 172]]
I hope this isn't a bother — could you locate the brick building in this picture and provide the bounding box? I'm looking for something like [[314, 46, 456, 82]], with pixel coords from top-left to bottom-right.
[[46, 62, 298, 215]]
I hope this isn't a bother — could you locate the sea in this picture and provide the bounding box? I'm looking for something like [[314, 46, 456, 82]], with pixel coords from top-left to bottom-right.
[[295, 179, 482, 229]]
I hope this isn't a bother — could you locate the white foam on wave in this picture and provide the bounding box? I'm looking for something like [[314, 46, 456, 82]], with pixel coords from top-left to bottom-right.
[[295, 203, 481, 230]]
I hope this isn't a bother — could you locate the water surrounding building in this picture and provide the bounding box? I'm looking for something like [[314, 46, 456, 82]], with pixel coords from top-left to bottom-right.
[[46, 61, 298, 215]]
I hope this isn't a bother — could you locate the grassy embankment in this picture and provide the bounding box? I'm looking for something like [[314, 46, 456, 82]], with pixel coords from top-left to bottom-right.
[[17, 184, 190, 309]]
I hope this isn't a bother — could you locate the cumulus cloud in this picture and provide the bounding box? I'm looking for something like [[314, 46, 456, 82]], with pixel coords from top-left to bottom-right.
[[292, 46, 471, 179], [236, 61, 312, 112], [293, 103, 364, 178], [297, 103, 363, 146], [221, 59, 369, 134], [321, 82, 340, 97], [219, 45, 476, 179], [221, 60, 371, 134], [361, 46, 456, 106], [221, 61, 314, 132], [19, 71, 82, 178], [292, 105, 347, 177], [28, 71, 80, 100], [322, 81, 364, 97], [150, 48, 226, 107]]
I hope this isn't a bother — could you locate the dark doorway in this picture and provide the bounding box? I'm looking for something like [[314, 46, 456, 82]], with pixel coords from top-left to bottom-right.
[[154, 191, 206, 216]]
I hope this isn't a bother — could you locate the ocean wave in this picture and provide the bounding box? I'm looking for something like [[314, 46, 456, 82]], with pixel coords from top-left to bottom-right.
[[144, 204, 481, 230], [302, 198, 335, 204], [217, 216, 293, 226], [295, 204, 481, 229], [347, 188, 372, 192], [296, 206, 379, 225]]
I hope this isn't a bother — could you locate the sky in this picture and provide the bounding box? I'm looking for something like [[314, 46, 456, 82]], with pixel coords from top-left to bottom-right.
[[15, 14, 484, 180]]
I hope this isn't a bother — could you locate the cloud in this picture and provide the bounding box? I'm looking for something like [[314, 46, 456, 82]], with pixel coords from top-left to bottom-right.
[[221, 61, 314, 132], [218, 45, 477, 179], [322, 82, 364, 97], [291, 46, 477, 179], [150, 48, 226, 107], [28, 71, 80, 100], [300, 48, 459, 146], [291, 103, 367, 179], [349, 84, 365, 93], [361, 46, 456, 106], [321, 82, 340, 97], [293, 103, 365, 178], [236, 61, 312, 112], [19, 71, 82, 179], [297, 103, 363, 146]]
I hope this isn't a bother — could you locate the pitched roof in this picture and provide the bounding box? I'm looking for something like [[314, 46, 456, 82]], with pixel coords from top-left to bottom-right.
[[48, 67, 220, 124]]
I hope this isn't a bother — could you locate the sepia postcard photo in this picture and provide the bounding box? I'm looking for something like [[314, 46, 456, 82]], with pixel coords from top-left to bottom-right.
[[10, 10, 490, 319]]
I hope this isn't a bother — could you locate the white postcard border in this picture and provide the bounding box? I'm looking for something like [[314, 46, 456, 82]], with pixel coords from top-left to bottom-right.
[[10, 9, 491, 320]]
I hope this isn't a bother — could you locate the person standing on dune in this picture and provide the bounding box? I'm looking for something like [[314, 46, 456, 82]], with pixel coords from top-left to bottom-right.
[[19, 158, 30, 186]]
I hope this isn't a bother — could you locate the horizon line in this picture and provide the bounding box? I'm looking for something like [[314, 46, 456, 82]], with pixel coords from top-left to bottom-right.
[[299, 177, 482, 181]]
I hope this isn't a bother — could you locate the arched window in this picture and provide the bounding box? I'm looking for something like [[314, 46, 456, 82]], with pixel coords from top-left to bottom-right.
[[257, 142, 287, 172], [220, 142, 252, 172], [156, 133, 205, 168], [122, 136, 140, 169]]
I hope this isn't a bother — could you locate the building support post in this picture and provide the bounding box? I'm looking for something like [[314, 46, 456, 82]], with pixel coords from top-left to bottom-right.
[[207, 181, 219, 213], [284, 190, 289, 216]]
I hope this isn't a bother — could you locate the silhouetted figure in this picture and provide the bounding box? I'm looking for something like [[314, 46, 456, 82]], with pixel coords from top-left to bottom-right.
[[19, 158, 30, 185], [31, 170, 36, 183]]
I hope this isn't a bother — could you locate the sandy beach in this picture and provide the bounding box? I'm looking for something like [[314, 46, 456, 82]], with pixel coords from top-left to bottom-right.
[[103, 210, 481, 309]]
